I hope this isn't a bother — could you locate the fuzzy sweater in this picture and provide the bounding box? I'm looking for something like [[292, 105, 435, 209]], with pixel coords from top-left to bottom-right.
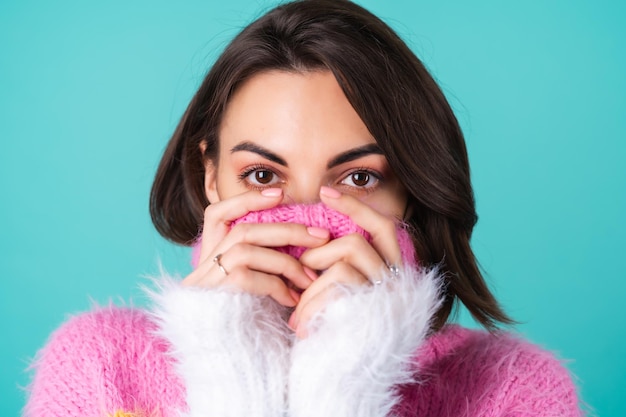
[[24, 204, 582, 416], [23, 273, 581, 417]]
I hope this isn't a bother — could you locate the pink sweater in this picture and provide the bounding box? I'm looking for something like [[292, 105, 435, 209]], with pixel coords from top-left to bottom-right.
[[24, 306, 581, 416], [24, 206, 582, 416]]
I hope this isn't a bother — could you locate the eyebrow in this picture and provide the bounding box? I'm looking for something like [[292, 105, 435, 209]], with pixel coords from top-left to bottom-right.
[[327, 143, 384, 169], [231, 142, 288, 166], [230, 141, 383, 168]]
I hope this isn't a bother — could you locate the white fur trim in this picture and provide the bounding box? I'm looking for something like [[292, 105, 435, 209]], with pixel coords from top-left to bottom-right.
[[146, 275, 291, 417], [288, 266, 443, 417]]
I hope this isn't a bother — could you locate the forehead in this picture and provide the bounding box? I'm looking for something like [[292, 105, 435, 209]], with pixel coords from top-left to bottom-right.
[[219, 70, 376, 155]]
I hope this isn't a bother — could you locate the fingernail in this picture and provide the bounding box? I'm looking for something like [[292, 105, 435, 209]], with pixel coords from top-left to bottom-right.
[[320, 186, 341, 198], [292, 313, 300, 331], [303, 266, 318, 281], [307, 226, 330, 239], [261, 188, 282, 197], [288, 288, 301, 303], [288, 312, 296, 329]]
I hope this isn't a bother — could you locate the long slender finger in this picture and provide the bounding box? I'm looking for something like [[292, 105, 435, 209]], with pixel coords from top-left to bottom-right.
[[214, 244, 316, 290], [320, 186, 402, 265], [222, 268, 298, 307], [183, 253, 299, 307], [291, 261, 367, 337], [198, 188, 284, 264], [299, 234, 383, 279], [214, 222, 330, 255]]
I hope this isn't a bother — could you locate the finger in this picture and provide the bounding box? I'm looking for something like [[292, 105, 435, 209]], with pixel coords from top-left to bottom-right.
[[224, 267, 298, 307], [204, 223, 329, 289], [299, 233, 383, 279], [183, 256, 298, 307], [216, 222, 330, 254], [320, 186, 402, 265], [199, 188, 284, 264], [291, 261, 367, 337], [182, 257, 226, 287], [214, 243, 316, 290]]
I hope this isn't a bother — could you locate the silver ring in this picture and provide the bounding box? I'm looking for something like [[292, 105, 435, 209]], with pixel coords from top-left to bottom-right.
[[213, 253, 229, 275], [371, 262, 400, 286], [387, 263, 400, 278]]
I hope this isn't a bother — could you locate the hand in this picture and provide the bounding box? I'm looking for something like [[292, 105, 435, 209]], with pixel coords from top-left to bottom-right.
[[182, 188, 331, 307], [289, 186, 403, 337]]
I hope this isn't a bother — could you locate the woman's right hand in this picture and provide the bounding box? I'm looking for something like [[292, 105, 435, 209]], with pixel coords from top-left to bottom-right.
[[182, 188, 330, 307]]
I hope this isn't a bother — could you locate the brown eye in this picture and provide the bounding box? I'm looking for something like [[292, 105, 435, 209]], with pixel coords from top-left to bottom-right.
[[340, 170, 380, 189], [242, 168, 280, 187], [239, 165, 281, 188], [254, 170, 274, 184], [351, 172, 370, 186]]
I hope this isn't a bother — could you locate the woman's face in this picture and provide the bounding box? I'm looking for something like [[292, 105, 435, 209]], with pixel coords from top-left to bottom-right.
[[204, 70, 407, 219]]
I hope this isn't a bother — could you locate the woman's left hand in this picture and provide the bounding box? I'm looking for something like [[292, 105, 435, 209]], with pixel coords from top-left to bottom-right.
[[288, 186, 403, 338]]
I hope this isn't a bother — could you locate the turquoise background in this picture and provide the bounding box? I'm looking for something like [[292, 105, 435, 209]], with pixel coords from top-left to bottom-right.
[[1, 0, 624, 415]]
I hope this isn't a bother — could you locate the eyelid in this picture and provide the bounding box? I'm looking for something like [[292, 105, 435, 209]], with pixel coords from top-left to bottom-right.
[[338, 167, 383, 190], [343, 166, 383, 180], [238, 163, 283, 188]]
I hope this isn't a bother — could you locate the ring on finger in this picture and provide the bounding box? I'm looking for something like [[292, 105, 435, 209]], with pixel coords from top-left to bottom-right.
[[387, 262, 400, 278], [370, 262, 400, 285], [213, 253, 229, 275], [372, 277, 384, 285]]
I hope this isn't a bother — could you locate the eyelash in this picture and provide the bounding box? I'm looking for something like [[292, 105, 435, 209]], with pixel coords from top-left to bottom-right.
[[237, 164, 384, 192], [237, 164, 279, 190], [339, 167, 383, 192]]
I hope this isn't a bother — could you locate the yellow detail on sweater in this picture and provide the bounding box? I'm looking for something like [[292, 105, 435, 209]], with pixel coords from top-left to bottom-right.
[[108, 411, 141, 417]]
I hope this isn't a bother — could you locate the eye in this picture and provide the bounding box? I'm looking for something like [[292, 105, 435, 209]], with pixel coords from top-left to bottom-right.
[[239, 165, 281, 187], [340, 170, 380, 188], [251, 170, 275, 184]]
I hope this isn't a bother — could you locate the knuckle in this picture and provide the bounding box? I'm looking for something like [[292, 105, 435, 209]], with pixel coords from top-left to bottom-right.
[[232, 223, 253, 242], [230, 242, 251, 258], [331, 260, 352, 275], [227, 267, 251, 286], [345, 233, 368, 247], [285, 262, 307, 282], [290, 224, 304, 241], [203, 203, 217, 222]]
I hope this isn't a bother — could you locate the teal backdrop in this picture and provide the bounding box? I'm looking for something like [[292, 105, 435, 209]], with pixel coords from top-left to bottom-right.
[[1, 0, 624, 415]]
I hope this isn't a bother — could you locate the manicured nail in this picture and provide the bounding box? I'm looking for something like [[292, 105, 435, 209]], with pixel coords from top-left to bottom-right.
[[288, 312, 296, 329], [261, 188, 282, 197], [288, 288, 301, 303], [303, 266, 318, 281], [307, 226, 330, 239], [320, 186, 341, 199]]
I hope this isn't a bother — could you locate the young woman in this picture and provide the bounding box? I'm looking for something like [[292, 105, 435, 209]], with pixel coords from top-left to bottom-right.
[[24, 1, 582, 416]]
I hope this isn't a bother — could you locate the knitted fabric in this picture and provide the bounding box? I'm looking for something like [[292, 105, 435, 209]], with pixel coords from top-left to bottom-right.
[[191, 203, 416, 267], [395, 325, 581, 416], [24, 204, 581, 416], [24, 307, 582, 416], [24, 307, 187, 417]]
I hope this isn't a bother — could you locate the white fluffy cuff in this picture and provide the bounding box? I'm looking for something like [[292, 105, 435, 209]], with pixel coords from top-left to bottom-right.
[[147, 276, 291, 417], [288, 266, 443, 417]]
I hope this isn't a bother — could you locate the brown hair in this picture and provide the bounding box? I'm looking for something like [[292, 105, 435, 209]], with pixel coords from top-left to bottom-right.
[[150, 0, 512, 330]]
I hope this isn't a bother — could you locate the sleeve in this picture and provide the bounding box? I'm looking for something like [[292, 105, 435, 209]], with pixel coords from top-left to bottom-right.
[[500, 336, 585, 417], [147, 275, 292, 417], [23, 307, 186, 417], [288, 265, 443, 417]]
